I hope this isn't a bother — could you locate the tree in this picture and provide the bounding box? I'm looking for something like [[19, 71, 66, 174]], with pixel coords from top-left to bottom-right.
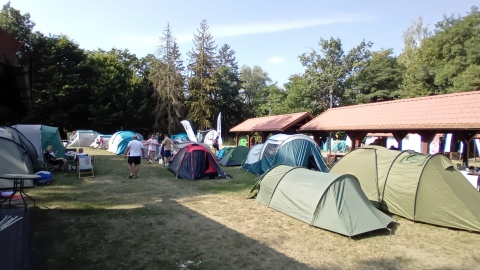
[[253, 84, 286, 116], [282, 75, 314, 113], [29, 33, 92, 135], [213, 44, 243, 135], [149, 23, 185, 135], [239, 65, 271, 117], [398, 17, 433, 97], [187, 20, 217, 130], [87, 49, 154, 134], [0, 2, 35, 62], [299, 38, 372, 114], [352, 49, 403, 103]]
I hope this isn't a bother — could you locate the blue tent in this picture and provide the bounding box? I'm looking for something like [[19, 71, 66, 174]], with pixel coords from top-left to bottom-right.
[[242, 134, 327, 175], [171, 133, 189, 142], [107, 131, 143, 154]]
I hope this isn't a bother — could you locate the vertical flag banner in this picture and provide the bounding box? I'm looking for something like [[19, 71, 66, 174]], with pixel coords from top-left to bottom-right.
[[217, 112, 223, 146], [181, 120, 198, 142]]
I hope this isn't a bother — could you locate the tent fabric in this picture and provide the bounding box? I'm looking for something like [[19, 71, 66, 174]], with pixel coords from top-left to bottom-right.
[[330, 146, 480, 232], [0, 127, 36, 188], [171, 133, 189, 142], [249, 165, 393, 237], [216, 146, 232, 159], [168, 144, 226, 180], [90, 135, 111, 148], [242, 134, 327, 175], [68, 130, 102, 147], [107, 131, 143, 155], [219, 146, 250, 166], [12, 124, 65, 163]]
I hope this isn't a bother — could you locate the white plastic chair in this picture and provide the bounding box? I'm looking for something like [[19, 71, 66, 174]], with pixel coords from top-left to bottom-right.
[[77, 156, 94, 178]]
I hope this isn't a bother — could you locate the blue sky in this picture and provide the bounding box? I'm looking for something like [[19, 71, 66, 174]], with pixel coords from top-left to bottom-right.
[[4, 0, 479, 86]]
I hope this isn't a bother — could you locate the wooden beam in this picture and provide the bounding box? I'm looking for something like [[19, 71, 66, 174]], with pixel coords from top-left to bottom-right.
[[391, 131, 409, 150], [235, 133, 240, 146], [345, 131, 368, 150]]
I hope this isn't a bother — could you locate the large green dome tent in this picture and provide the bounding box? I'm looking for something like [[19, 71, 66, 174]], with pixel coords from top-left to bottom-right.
[[330, 146, 480, 232], [248, 165, 393, 237]]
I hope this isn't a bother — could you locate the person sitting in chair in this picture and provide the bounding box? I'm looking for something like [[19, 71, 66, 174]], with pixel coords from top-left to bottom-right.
[[44, 145, 67, 170], [74, 148, 88, 160]]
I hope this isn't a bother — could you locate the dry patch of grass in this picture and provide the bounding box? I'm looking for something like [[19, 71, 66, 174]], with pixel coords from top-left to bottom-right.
[[30, 148, 480, 270]]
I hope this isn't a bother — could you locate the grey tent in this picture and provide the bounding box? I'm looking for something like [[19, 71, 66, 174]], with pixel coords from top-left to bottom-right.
[[0, 127, 37, 188], [248, 165, 393, 237], [330, 146, 480, 232]]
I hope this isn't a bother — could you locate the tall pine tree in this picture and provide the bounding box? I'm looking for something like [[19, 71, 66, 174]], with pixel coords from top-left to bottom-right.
[[148, 23, 185, 135], [187, 19, 217, 130]]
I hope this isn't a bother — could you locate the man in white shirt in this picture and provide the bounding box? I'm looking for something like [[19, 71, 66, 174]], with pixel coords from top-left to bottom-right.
[[124, 135, 144, 178], [143, 134, 159, 164]]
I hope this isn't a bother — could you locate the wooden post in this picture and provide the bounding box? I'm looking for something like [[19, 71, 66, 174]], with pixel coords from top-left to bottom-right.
[[452, 131, 478, 167], [235, 133, 240, 146], [417, 131, 436, 154], [392, 131, 408, 150], [345, 131, 367, 150]]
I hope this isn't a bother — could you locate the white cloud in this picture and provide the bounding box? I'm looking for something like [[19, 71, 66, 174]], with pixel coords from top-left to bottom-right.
[[209, 15, 372, 39], [267, 56, 284, 64], [115, 14, 373, 46]]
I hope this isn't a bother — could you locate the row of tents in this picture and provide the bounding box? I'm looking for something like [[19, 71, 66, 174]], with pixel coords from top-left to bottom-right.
[[174, 133, 480, 236]]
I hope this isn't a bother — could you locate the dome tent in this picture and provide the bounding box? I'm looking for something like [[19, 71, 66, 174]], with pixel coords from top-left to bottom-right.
[[107, 131, 143, 155], [219, 145, 250, 167], [0, 126, 37, 188], [242, 134, 327, 175], [168, 144, 225, 180], [330, 145, 480, 232], [12, 124, 65, 164], [248, 165, 393, 237], [68, 130, 102, 147]]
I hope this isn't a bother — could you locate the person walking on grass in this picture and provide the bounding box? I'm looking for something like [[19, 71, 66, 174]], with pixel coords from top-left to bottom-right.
[[144, 134, 159, 164], [124, 135, 143, 178], [162, 134, 172, 168]]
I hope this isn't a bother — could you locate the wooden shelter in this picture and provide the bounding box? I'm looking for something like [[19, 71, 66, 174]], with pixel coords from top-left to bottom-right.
[[230, 112, 313, 147], [300, 91, 480, 166]]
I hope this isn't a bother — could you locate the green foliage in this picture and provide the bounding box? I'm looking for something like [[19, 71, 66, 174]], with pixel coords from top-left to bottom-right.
[[187, 20, 217, 130], [282, 75, 314, 113], [239, 65, 271, 117], [352, 49, 404, 103], [299, 38, 372, 113], [0, 2, 35, 61], [149, 23, 185, 135], [253, 85, 286, 116]]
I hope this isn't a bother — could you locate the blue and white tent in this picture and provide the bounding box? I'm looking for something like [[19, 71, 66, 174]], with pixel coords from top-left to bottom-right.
[[107, 131, 143, 154], [68, 130, 102, 147], [242, 134, 327, 175]]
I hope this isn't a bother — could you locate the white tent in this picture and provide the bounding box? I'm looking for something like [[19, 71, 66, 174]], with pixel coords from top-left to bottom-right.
[[68, 130, 102, 147], [89, 135, 111, 149]]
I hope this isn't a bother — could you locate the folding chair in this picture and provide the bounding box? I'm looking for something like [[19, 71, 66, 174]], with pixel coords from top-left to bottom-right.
[[77, 156, 94, 178], [43, 152, 60, 172]]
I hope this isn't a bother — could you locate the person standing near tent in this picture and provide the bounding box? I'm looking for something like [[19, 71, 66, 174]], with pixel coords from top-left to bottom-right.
[[162, 134, 172, 168], [124, 135, 143, 178], [213, 136, 220, 153], [144, 134, 159, 164]]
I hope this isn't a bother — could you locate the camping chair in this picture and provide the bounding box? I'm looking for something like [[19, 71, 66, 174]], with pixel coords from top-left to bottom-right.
[[43, 151, 60, 172], [77, 156, 94, 178]]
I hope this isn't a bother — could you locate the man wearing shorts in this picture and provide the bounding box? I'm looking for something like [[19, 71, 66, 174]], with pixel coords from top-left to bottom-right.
[[162, 134, 172, 167], [124, 135, 143, 178]]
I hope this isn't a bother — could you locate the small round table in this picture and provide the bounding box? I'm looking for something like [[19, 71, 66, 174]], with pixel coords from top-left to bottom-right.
[[0, 174, 40, 210]]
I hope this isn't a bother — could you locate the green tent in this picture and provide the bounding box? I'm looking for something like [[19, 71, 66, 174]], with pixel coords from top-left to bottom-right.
[[330, 146, 480, 232], [219, 145, 250, 166], [12, 124, 65, 164], [248, 165, 393, 237]]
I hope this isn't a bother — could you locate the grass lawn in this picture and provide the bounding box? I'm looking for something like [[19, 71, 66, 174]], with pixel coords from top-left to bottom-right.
[[30, 149, 480, 270]]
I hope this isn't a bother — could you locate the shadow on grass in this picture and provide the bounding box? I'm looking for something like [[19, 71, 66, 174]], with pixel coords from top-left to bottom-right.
[[34, 199, 330, 270]]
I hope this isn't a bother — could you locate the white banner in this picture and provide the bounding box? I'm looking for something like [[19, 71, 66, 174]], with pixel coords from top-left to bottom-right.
[[180, 120, 197, 142], [216, 112, 223, 146]]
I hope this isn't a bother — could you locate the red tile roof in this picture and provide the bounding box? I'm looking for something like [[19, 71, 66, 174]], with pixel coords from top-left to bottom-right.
[[301, 91, 480, 132], [230, 112, 313, 132]]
